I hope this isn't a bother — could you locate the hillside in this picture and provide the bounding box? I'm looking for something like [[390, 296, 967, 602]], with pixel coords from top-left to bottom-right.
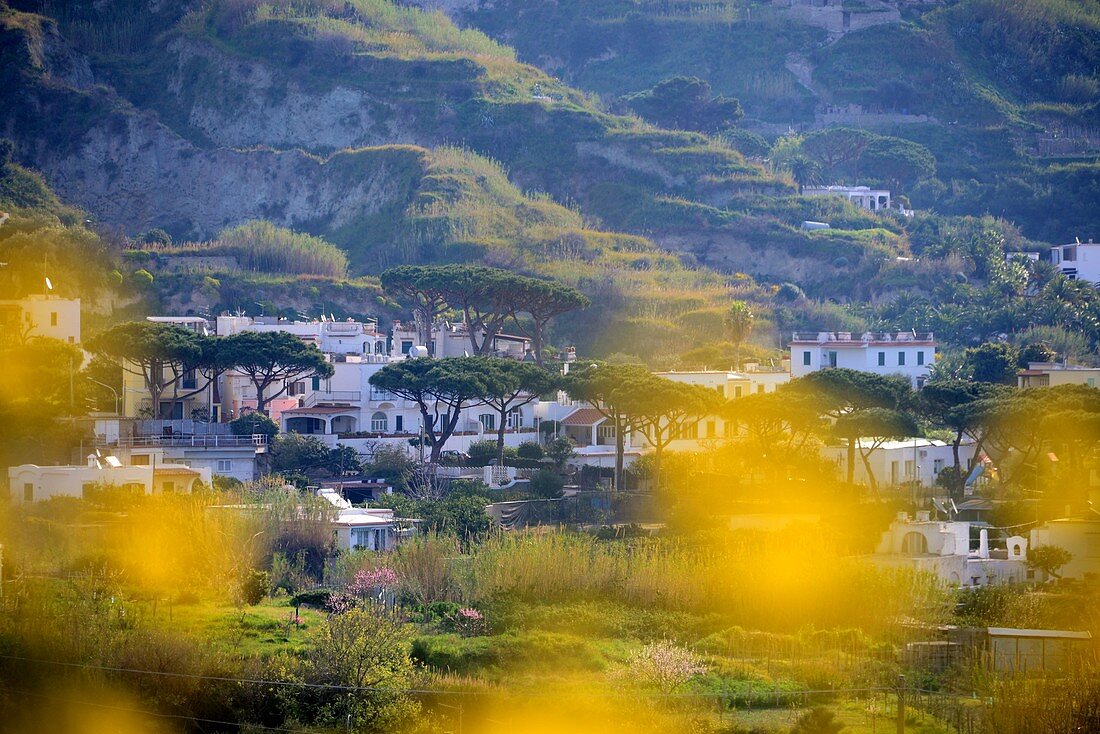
[[5, 0, 1100, 360], [420, 0, 1100, 243], [1, 0, 915, 294]]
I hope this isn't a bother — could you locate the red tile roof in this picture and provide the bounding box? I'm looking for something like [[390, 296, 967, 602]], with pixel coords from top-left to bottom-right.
[[561, 408, 607, 427]]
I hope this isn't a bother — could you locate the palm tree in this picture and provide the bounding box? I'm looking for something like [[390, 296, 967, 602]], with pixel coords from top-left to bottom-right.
[[725, 301, 754, 369]]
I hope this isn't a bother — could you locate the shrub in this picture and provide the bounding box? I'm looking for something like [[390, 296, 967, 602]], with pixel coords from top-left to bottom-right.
[[230, 412, 279, 439], [529, 469, 565, 499], [291, 588, 335, 608], [516, 441, 544, 460], [240, 568, 271, 606]]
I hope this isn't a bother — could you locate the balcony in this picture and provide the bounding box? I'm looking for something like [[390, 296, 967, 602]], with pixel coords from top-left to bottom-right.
[[303, 391, 362, 407], [97, 434, 268, 448]]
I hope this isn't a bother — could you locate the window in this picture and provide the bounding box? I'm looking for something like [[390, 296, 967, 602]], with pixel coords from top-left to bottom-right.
[[507, 409, 523, 429], [803, 351, 811, 366], [756, 384, 765, 394], [479, 414, 496, 431], [395, 415, 403, 432], [933, 459, 945, 475], [131, 454, 150, 466], [898, 352, 906, 366], [724, 421, 735, 438], [917, 351, 925, 366], [597, 425, 616, 440], [50, 312, 58, 326], [904, 460, 915, 479], [734, 386, 743, 398], [161, 481, 175, 493], [401, 340, 413, 355], [312, 376, 321, 390], [902, 532, 928, 555], [878, 351, 886, 366], [705, 421, 716, 438], [1064, 245, 1078, 262], [676, 423, 698, 440], [828, 351, 838, 367], [1090, 378, 1097, 388], [216, 459, 232, 473], [374, 341, 385, 354], [23, 483, 33, 502], [122, 482, 144, 494], [371, 411, 388, 432]]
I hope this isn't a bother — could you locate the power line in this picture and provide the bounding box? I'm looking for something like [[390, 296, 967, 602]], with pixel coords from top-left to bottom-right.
[[0, 652, 913, 700], [0, 683, 307, 732]]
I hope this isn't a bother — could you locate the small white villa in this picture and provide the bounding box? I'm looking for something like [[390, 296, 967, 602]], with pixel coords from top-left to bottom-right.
[[872, 511, 1029, 587], [316, 488, 413, 552]]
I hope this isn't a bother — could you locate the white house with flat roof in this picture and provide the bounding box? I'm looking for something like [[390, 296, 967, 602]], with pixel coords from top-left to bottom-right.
[[873, 511, 1029, 587], [790, 331, 935, 388], [823, 437, 977, 489], [1050, 239, 1100, 284], [8, 455, 211, 503], [803, 185, 891, 212]]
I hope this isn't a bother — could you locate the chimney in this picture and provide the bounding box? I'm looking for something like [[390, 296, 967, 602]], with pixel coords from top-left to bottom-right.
[[915, 510, 930, 522], [897, 511, 910, 522], [978, 528, 989, 559]]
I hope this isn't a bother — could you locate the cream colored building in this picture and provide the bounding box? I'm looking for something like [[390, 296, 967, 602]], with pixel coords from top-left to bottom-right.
[[0, 295, 81, 344], [1017, 362, 1100, 389], [1029, 518, 1100, 581]]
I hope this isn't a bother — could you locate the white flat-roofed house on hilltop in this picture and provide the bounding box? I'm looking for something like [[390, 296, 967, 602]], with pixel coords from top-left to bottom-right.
[[790, 331, 936, 388], [803, 185, 891, 213], [1051, 239, 1100, 284]]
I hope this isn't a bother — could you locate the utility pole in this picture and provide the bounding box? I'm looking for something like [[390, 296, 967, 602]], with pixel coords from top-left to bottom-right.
[[896, 674, 906, 734]]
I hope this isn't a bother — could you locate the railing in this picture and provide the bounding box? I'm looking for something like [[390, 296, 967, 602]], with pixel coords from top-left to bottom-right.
[[130, 419, 233, 436], [97, 434, 268, 448], [791, 331, 934, 343], [303, 391, 362, 407]]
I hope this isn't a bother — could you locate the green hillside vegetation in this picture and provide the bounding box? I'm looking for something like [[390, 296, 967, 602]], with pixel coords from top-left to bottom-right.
[[214, 220, 349, 278]]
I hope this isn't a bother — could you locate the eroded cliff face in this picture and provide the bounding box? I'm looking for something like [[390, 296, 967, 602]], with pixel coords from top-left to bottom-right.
[[0, 11, 425, 240], [163, 37, 422, 151]]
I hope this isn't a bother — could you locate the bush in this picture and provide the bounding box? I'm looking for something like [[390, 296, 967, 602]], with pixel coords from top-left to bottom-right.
[[529, 469, 565, 499], [240, 568, 271, 605], [291, 588, 335, 608], [230, 412, 279, 439], [467, 440, 516, 465], [516, 441, 544, 460]]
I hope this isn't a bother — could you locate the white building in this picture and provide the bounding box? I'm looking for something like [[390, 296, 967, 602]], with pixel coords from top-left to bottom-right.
[[803, 185, 891, 213], [217, 315, 389, 356], [317, 488, 411, 552], [790, 331, 935, 388], [823, 437, 977, 489], [391, 320, 530, 359], [0, 295, 81, 344], [872, 511, 1029, 587], [1050, 239, 1100, 284], [1029, 518, 1100, 581], [8, 455, 211, 503]]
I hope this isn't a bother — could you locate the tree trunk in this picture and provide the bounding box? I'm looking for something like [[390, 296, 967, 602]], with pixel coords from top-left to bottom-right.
[[860, 449, 879, 497], [951, 431, 964, 500], [846, 438, 856, 485], [614, 415, 625, 492], [496, 406, 508, 466], [532, 319, 547, 365]]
